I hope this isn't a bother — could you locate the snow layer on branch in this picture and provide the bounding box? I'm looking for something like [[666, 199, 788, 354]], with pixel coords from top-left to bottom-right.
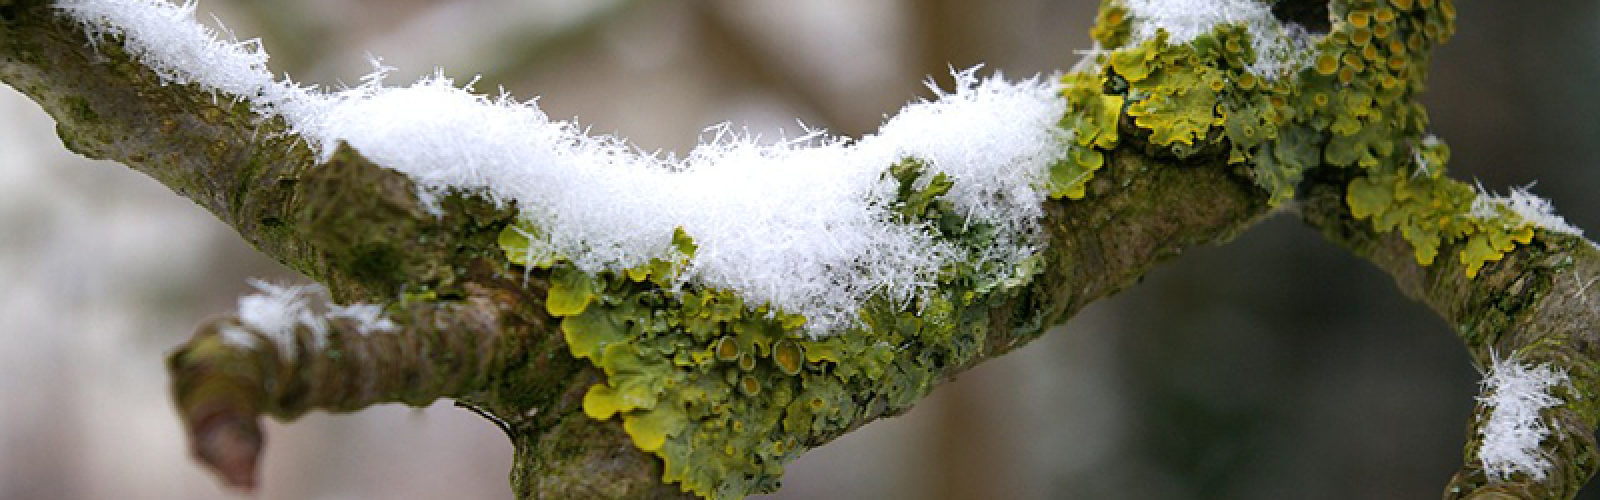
[[1478, 354, 1570, 482], [1121, 0, 1312, 77], [313, 70, 1065, 334], [55, 0, 1069, 334], [55, 0, 330, 121], [1471, 185, 1585, 238]]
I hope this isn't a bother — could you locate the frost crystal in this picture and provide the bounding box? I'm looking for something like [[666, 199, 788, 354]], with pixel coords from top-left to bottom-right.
[[1121, 0, 1313, 77], [236, 280, 327, 360], [1471, 185, 1584, 237], [235, 280, 395, 359], [1478, 354, 1570, 482], [216, 325, 259, 350], [56, 0, 1070, 334], [327, 303, 399, 335]]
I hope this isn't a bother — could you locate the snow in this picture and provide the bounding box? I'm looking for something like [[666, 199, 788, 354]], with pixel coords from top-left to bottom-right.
[[1472, 185, 1585, 238], [1120, 0, 1313, 78], [55, 0, 1070, 334], [54, 0, 329, 124], [234, 280, 394, 359], [216, 325, 259, 351], [327, 303, 399, 335], [1477, 353, 1570, 482], [235, 280, 327, 360]]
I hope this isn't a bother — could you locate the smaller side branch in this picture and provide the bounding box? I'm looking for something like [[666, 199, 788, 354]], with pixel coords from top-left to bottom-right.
[[168, 283, 519, 490], [1301, 178, 1600, 499]]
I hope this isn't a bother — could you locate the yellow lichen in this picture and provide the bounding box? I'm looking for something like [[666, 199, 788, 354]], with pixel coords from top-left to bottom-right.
[[584, 383, 625, 419], [1349, 10, 1373, 28], [715, 336, 740, 362], [1051, 70, 1121, 199], [561, 307, 628, 360], [487, 2, 1512, 498], [1352, 26, 1373, 46], [772, 340, 804, 376], [1070, 0, 1497, 276], [623, 409, 681, 452], [545, 266, 596, 317], [1374, 7, 1397, 24], [494, 159, 1042, 498], [1343, 52, 1367, 71], [1316, 53, 1341, 75]]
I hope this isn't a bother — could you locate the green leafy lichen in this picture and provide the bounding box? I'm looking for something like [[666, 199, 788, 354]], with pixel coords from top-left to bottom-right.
[[482, 1, 1574, 496], [497, 160, 1046, 499], [1051, 70, 1120, 199], [488, 2, 1539, 494], [1307, 0, 1535, 277], [1078, 0, 1536, 277], [1116, 32, 1228, 151]]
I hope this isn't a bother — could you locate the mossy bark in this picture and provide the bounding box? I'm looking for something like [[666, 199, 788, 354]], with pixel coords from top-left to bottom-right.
[[1, 0, 1596, 499], [1302, 178, 1600, 499]]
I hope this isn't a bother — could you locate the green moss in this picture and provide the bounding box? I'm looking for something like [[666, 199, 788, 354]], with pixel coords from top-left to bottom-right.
[[341, 243, 405, 288], [62, 95, 98, 123], [497, 161, 1045, 499]]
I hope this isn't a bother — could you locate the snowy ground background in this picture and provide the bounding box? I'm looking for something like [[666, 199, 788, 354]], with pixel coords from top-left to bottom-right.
[[0, 1, 1596, 499]]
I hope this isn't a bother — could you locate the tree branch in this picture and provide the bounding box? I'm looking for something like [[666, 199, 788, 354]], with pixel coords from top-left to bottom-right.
[[1300, 177, 1600, 499], [0, 1, 513, 302], [0, 1, 1277, 496], [6, 0, 1597, 499], [170, 274, 530, 488]]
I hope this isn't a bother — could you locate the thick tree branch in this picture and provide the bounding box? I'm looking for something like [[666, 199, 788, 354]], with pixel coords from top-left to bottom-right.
[[0, 2, 314, 269], [0, 2, 513, 302]]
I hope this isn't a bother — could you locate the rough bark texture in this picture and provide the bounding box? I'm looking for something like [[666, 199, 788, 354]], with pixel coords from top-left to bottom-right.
[[1, 0, 1596, 499]]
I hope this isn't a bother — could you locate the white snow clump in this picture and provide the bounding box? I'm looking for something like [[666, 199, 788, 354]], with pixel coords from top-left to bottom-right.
[[1471, 185, 1584, 238], [1120, 0, 1314, 78], [1477, 353, 1570, 482], [229, 280, 396, 359]]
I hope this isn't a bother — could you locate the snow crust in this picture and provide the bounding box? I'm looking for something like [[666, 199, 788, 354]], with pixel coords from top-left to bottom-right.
[[56, 0, 1069, 333], [1478, 354, 1570, 482], [1121, 0, 1313, 77]]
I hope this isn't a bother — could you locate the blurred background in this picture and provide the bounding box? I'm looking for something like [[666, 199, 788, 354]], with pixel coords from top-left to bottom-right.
[[1, 1, 1597, 498]]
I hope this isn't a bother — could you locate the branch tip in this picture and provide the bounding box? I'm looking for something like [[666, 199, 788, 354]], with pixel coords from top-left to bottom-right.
[[190, 409, 263, 491]]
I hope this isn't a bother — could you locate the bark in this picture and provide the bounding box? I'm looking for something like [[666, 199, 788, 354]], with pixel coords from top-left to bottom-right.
[[1, 0, 1596, 499], [1301, 176, 1600, 499]]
